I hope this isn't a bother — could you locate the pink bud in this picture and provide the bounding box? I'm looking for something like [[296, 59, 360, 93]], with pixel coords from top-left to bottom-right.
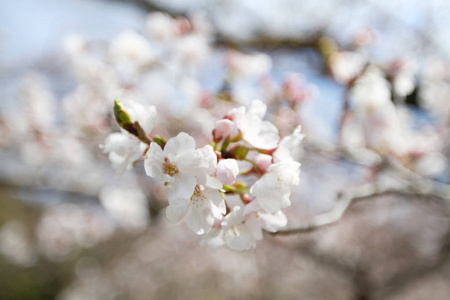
[[213, 119, 234, 142], [216, 159, 239, 185], [224, 108, 237, 121]]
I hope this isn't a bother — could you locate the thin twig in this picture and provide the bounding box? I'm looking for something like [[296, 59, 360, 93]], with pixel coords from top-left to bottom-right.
[[275, 177, 450, 236]]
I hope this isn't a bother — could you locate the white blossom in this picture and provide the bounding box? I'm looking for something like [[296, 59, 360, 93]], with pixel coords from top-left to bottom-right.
[[166, 184, 226, 235], [273, 125, 304, 163], [235, 99, 279, 149], [201, 202, 287, 251], [120, 100, 157, 135], [144, 132, 202, 207], [103, 131, 147, 176], [250, 161, 300, 213]]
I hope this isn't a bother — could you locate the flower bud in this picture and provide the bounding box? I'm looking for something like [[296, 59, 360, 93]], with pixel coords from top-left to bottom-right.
[[229, 145, 249, 160], [216, 159, 239, 185], [114, 100, 133, 129], [212, 119, 234, 142]]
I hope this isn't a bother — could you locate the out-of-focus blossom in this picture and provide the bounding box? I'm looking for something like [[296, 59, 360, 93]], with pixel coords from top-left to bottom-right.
[[413, 152, 447, 177], [0, 221, 37, 267], [37, 204, 114, 261], [388, 57, 417, 98], [99, 186, 150, 232], [329, 51, 366, 84], [146, 12, 176, 41], [21, 73, 57, 131], [109, 30, 157, 80], [282, 73, 318, 105], [226, 51, 272, 79]]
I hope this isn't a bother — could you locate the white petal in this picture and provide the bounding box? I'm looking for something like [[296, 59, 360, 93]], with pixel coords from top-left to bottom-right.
[[144, 142, 164, 178], [268, 161, 301, 186], [166, 173, 196, 206], [259, 211, 288, 232], [164, 132, 196, 161], [196, 145, 217, 174], [103, 132, 130, 154], [250, 173, 291, 213], [200, 228, 224, 250], [245, 214, 263, 240], [185, 204, 214, 235], [204, 188, 226, 217], [222, 205, 244, 227], [205, 175, 223, 190], [225, 224, 256, 250], [248, 99, 267, 119], [165, 205, 188, 224]]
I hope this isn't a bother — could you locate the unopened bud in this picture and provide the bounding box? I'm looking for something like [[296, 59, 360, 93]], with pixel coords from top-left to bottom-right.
[[229, 145, 249, 160], [152, 135, 166, 148], [114, 100, 132, 128], [213, 119, 234, 142]]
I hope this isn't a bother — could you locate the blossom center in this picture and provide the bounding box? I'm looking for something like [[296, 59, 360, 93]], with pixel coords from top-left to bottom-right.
[[163, 157, 179, 176], [190, 186, 206, 208]]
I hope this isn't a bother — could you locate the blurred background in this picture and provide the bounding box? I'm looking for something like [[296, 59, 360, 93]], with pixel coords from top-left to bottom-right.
[[1, 0, 450, 299]]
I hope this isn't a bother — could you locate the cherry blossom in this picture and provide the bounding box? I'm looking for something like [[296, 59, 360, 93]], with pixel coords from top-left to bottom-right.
[[144, 132, 202, 207], [234, 99, 280, 150], [102, 132, 147, 176]]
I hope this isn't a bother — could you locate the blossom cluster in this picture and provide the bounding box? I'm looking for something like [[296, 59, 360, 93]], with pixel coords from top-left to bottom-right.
[[103, 99, 303, 250]]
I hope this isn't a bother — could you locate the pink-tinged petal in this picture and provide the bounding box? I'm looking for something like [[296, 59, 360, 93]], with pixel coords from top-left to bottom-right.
[[164, 132, 196, 161], [213, 119, 234, 141], [185, 204, 215, 235], [165, 205, 188, 224], [166, 173, 196, 206], [144, 142, 164, 178], [254, 154, 272, 172], [216, 159, 239, 185]]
